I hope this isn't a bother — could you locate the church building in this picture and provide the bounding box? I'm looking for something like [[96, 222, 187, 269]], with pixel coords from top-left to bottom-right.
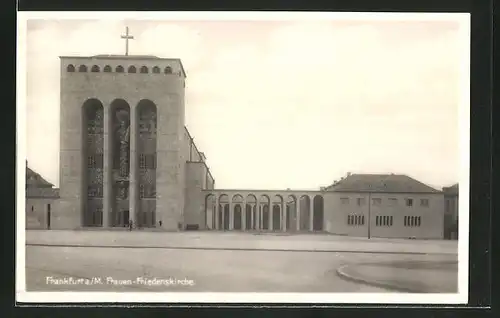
[[25, 29, 454, 240], [56, 53, 214, 231]]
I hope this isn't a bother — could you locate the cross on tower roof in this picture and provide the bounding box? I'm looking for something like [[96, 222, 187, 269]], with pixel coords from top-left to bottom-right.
[[120, 26, 134, 56]]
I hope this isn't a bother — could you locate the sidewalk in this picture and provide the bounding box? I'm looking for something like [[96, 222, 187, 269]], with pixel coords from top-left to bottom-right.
[[336, 260, 458, 293], [25, 230, 458, 255]]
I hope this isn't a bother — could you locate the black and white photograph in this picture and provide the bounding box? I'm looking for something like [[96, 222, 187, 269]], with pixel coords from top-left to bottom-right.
[[16, 12, 470, 304]]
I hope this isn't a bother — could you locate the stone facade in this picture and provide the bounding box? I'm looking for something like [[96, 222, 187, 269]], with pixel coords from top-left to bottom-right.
[[57, 54, 213, 230]]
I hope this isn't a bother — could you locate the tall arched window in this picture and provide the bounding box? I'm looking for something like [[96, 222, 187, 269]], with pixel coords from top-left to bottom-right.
[[116, 65, 124, 73], [91, 65, 100, 72], [78, 65, 88, 72], [128, 66, 137, 73], [140, 66, 149, 73], [82, 98, 104, 227], [152, 66, 160, 74], [67, 64, 75, 72], [103, 65, 112, 72], [164, 66, 172, 74]]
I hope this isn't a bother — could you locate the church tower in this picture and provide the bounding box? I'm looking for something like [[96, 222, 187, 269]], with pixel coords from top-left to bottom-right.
[[58, 32, 187, 230]]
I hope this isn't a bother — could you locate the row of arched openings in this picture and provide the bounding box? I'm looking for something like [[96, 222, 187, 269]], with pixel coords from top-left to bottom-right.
[[67, 64, 175, 74], [204, 194, 324, 232]]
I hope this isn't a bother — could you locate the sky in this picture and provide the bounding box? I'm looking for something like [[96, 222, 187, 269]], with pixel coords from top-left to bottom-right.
[[22, 14, 468, 190]]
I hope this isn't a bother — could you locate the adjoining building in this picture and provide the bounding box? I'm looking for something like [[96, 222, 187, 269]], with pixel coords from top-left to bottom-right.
[[322, 174, 445, 239], [25, 161, 59, 229], [443, 183, 459, 240]]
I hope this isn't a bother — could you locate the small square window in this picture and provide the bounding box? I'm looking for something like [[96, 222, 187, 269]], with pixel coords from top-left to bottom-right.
[[340, 197, 349, 205], [406, 198, 413, 207], [372, 198, 382, 206], [420, 199, 429, 207]]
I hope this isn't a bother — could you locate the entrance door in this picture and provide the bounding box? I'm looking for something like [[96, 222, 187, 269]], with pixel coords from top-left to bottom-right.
[[47, 204, 51, 229], [123, 210, 130, 226]]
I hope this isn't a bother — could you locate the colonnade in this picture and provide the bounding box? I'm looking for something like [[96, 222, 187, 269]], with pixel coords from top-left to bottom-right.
[[205, 193, 325, 232]]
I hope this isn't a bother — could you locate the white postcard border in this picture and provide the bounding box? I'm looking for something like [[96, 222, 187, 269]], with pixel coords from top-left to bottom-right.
[[16, 11, 471, 304]]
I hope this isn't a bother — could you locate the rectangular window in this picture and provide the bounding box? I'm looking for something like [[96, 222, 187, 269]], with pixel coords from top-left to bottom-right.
[[87, 186, 97, 197], [87, 155, 95, 168], [375, 215, 379, 226], [139, 154, 146, 169], [145, 154, 156, 169], [406, 198, 413, 207], [361, 215, 365, 225], [139, 184, 145, 198], [340, 197, 350, 205], [347, 215, 351, 225], [388, 198, 398, 206], [417, 216, 421, 227], [420, 199, 429, 207], [87, 154, 103, 169], [357, 198, 365, 206], [372, 198, 382, 206], [390, 216, 393, 226], [404, 216, 407, 226], [95, 185, 103, 198]]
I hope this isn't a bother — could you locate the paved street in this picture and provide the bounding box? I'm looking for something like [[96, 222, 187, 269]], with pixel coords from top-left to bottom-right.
[[25, 230, 458, 254], [24, 230, 458, 293]]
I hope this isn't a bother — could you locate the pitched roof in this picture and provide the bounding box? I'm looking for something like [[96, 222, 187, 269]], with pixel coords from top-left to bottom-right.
[[443, 183, 459, 195], [26, 165, 54, 188], [326, 174, 441, 194]]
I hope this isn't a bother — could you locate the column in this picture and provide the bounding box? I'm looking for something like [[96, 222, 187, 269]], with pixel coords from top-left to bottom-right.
[[282, 201, 287, 232], [258, 204, 263, 230], [242, 200, 247, 231], [129, 105, 138, 225], [103, 104, 111, 228], [296, 199, 301, 231], [250, 204, 254, 231], [309, 196, 314, 231], [221, 204, 226, 230], [269, 203, 273, 231], [255, 200, 260, 231], [214, 199, 219, 230], [229, 202, 234, 230]]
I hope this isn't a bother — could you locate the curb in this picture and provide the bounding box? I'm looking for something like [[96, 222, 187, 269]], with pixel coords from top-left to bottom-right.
[[26, 243, 454, 255], [335, 264, 423, 293]]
